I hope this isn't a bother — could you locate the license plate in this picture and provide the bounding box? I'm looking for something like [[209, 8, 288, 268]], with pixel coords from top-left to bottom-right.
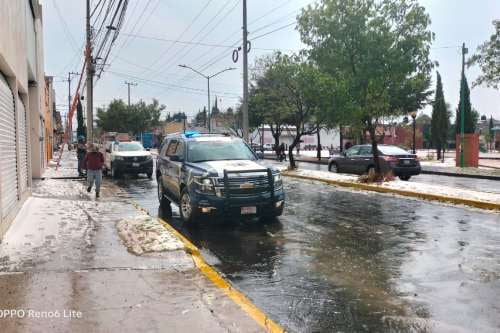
[[403, 160, 411, 165], [132, 162, 140, 167], [241, 206, 257, 215]]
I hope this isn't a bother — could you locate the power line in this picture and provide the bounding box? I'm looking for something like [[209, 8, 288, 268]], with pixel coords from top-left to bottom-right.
[[251, 22, 296, 41], [51, 0, 80, 52], [107, 70, 240, 98], [149, 0, 238, 79], [135, 0, 214, 78]]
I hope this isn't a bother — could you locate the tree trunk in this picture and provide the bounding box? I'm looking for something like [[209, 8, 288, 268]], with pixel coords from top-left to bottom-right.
[[339, 125, 344, 152], [272, 133, 280, 158], [288, 137, 300, 169], [436, 142, 441, 160], [316, 124, 321, 160], [368, 126, 382, 175]]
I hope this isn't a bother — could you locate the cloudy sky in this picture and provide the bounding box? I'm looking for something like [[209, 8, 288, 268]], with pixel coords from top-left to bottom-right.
[[42, 0, 500, 122]]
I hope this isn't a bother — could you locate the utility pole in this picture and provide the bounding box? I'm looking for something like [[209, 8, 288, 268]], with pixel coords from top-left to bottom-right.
[[460, 42, 468, 168], [242, 0, 249, 142], [65, 72, 79, 133], [125, 81, 138, 106], [86, 0, 94, 142]]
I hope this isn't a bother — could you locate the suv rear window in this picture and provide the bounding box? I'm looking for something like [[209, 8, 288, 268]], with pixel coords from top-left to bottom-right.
[[187, 140, 256, 163]]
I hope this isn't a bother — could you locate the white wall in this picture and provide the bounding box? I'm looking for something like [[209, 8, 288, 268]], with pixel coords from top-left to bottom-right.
[[0, 0, 44, 239]]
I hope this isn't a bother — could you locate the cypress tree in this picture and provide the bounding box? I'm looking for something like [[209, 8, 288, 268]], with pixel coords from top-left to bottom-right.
[[76, 99, 87, 140], [456, 74, 475, 134], [431, 72, 448, 160]]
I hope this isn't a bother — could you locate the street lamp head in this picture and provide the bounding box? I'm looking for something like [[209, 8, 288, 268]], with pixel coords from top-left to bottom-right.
[[178, 64, 187, 68], [410, 111, 417, 119]]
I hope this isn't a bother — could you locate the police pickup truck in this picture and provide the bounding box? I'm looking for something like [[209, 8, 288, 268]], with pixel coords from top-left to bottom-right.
[[156, 132, 285, 224], [104, 141, 153, 179]]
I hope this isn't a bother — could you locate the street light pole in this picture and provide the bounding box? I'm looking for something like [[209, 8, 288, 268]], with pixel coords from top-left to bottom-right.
[[207, 77, 211, 131], [410, 111, 417, 154], [178, 65, 235, 133]]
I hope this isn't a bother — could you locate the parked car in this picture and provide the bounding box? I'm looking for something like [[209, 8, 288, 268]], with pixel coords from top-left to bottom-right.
[[328, 144, 421, 180], [104, 141, 153, 178], [156, 132, 285, 224]]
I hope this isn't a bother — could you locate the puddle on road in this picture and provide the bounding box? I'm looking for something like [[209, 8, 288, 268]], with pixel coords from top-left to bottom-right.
[[119, 174, 500, 332]]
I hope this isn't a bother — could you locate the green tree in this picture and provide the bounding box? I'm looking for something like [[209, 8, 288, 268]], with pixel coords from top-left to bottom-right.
[[96, 99, 164, 135], [194, 108, 207, 127], [298, 0, 434, 175], [468, 20, 500, 88], [431, 72, 449, 160], [76, 99, 87, 140], [255, 53, 338, 168], [455, 75, 477, 134]]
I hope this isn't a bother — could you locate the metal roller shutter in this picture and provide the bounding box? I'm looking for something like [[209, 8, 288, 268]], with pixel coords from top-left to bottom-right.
[[18, 96, 29, 194], [0, 74, 19, 219]]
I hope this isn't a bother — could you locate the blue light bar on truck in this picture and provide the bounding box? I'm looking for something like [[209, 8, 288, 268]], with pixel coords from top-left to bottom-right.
[[184, 131, 200, 138]]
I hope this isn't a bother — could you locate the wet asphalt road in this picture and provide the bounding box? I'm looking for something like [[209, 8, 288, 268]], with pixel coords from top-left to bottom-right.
[[115, 173, 500, 332], [293, 160, 500, 194]]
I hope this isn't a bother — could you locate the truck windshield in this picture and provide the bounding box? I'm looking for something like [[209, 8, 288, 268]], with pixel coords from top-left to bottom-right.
[[116, 142, 144, 151], [187, 140, 256, 163]]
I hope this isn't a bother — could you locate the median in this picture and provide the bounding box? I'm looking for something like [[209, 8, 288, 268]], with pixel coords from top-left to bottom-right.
[[282, 169, 500, 211]]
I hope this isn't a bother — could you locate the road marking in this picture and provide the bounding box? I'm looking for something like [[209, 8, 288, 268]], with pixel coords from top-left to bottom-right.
[[283, 172, 500, 212], [125, 199, 285, 332]]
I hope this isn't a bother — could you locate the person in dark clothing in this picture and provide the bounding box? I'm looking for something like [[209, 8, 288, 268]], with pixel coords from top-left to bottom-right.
[[279, 143, 286, 161], [76, 136, 87, 176], [84, 143, 104, 198]]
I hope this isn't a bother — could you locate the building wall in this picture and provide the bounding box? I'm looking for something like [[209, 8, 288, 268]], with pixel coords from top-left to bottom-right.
[[251, 126, 340, 149], [0, 0, 44, 240]]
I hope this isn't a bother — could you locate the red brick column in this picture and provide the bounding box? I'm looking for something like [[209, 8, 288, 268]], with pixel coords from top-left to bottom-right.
[[456, 133, 479, 167]]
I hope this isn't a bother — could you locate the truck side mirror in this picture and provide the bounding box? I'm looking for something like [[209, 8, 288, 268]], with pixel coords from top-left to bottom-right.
[[106, 149, 111, 153], [256, 152, 264, 160]]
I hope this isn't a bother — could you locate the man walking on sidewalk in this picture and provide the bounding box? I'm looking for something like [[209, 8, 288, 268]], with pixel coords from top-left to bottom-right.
[[84, 143, 104, 198]]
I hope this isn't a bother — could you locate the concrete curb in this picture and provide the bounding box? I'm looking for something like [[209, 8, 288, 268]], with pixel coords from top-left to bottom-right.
[[126, 200, 285, 333], [283, 171, 500, 212]]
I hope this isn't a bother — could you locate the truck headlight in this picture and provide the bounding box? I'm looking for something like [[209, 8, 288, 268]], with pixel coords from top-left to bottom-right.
[[193, 177, 214, 193], [145, 155, 152, 160], [273, 173, 283, 188], [114, 156, 124, 161]]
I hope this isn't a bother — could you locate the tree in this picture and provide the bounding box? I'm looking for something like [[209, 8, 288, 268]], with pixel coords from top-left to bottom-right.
[[298, 0, 434, 175], [96, 98, 164, 135], [468, 20, 500, 88], [254, 53, 338, 168], [489, 116, 495, 150], [455, 75, 477, 134], [194, 108, 207, 127], [167, 111, 186, 123], [431, 72, 449, 160], [212, 97, 220, 116], [76, 99, 87, 140], [249, 55, 291, 156]]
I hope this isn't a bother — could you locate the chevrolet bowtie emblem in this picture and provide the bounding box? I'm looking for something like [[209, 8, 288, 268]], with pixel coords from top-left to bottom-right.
[[240, 183, 254, 189]]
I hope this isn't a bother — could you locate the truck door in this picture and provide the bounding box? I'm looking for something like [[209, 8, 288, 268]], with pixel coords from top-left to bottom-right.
[[169, 140, 185, 200]]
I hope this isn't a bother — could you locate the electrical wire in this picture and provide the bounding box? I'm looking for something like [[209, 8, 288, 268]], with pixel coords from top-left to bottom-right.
[[51, 0, 80, 52], [134, 0, 214, 78]]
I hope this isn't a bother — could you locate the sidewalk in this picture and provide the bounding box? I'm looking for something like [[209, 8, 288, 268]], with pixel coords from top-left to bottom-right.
[[0, 151, 266, 332], [283, 168, 500, 211], [266, 153, 500, 180]]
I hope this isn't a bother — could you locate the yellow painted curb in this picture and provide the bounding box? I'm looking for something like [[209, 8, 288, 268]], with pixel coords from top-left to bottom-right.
[[157, 218, 285, 333], [125, 198, 285, 333], [283, 172, 500, 212]]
